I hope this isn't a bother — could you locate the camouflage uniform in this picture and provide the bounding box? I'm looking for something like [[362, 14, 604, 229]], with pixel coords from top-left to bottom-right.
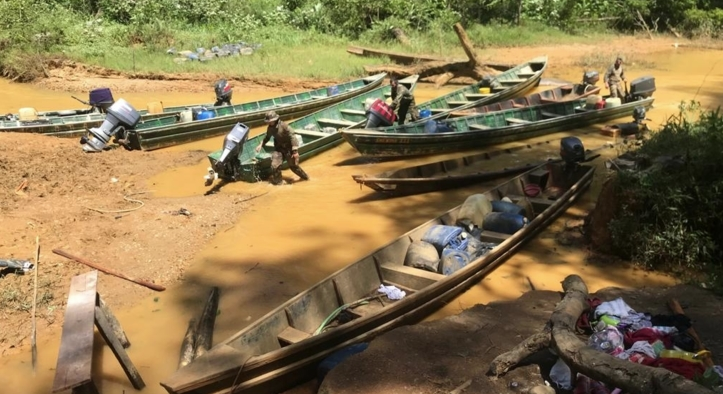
[[604, 63, 626, 99], [390, 83, 419, 125], [261, 119, 309, 184]]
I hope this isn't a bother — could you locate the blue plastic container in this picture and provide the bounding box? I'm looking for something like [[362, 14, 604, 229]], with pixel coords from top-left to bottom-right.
[[421, 225, 464, 253], [327, 85, 340, 96], [196, 110, 216, 120], [317, 343, 369, 383], [482, 212, 527, 235], [423, 120, 454, 133], [419, 109, 432, 118], [492, 200, 527, 216], [439, 248, 471, 275]]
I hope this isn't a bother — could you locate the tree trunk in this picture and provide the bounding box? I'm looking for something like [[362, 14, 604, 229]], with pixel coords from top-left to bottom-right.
[[453, 22, 483, 67], [390, 27, 411, 46], [488, 275, 716, 394]]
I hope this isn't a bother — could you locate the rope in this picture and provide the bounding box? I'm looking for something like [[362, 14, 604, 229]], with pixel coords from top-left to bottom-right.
[[84, 191, 152, 214]]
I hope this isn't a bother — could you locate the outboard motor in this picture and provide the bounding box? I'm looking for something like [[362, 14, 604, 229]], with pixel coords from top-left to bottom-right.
[[80, 99, 141, 153], [582, 71, 600, 86], [560, 136, 585, 170], [365, 98, 396, 128], [204, 122, 251, 186], [633, 106, 647, 124], [213, 79, 233, 106], [627, 76, 656, 101], [88, 88, 115, 113]]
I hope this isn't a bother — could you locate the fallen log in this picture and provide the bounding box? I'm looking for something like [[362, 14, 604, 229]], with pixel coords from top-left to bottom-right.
[[194, 287, 220, 359], [358, 23, 500, 87], [178, 317, 198, 369], [488, 275, 715, 394]]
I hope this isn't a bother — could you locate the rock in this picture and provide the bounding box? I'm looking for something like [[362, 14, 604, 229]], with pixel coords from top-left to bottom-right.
[[527, 385, 555, 394]]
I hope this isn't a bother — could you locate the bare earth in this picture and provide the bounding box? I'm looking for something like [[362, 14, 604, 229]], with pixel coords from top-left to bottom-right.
[[0, 34, 720, 366]]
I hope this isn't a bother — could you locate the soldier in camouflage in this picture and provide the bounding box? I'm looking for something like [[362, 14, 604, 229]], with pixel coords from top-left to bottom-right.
[[604, 57, 627, 100], [389, 77, 419, 125], [255, 111, 309, 185]]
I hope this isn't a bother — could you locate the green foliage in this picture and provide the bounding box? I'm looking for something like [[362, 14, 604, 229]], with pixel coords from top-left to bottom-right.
[[608, 102, 723, 286]]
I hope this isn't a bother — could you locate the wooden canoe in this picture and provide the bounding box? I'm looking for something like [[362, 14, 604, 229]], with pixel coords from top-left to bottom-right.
[[341, 95, 655, 158], [205, 75, 420, 185], [161, 160, 596, 394], [391, 55, 547, 125], [351, 138, 614, 195], [119, 73, 388, 151], [446, 82, 602, 118]]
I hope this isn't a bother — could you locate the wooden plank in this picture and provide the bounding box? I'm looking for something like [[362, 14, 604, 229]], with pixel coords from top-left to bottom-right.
[[541, 111, 562, 119], [506, 118, 531, 125], [97, 295, 130, 348], [380, 264, 445, 291], [317, 118, 356, 128], [500, 78, 528, 84], [479, 230, 511, 243], [277, 327, 312, 345], [517, 72, 536, 78], [446, 100, 471, 107], [333, 258, 382, 305], [94, 306, 146, 390], [464, 93, 494, 100], [284, 281, 339, 334], [295, 129, 334, 138], [468, 124, 492, 131], [339, 109, 366, 116], [52, 271, 98, 393]]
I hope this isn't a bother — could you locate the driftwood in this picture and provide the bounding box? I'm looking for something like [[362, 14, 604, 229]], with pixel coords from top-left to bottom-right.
[[361, 23, 502, 86], [488, 275, 715, 394]]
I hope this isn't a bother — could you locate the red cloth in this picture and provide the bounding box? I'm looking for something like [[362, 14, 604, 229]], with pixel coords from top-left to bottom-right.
[[623, 327, 673, 349], [576, 298, 603, 333], [654, 358, 706, 380]]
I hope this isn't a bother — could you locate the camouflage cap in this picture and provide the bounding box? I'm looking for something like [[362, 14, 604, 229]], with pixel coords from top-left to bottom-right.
[[264, 111, 280, 123]]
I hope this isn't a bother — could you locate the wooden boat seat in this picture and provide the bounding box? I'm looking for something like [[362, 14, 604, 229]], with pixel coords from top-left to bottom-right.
[[500, 78, 528, 85], [310, 95, 326, 99], [379, 264, 446, 291], [464, 93, 494, 100], [541, 111, 562, 119], [468, 124, 492, 130], [317, 118, 357, 128], [339, 109, 367, 116], [506, 118, 532, 125], [429, 108, 448, 114], [446, 101, 471, 108], [277, 326, 311, 345], [516, 72, 536, 78], [479, 230, 511, 243], [296, 129, 334, 138], [506, 194, 556, 214]]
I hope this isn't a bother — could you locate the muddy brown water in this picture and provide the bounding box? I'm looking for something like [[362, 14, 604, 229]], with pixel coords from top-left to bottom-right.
[[1, 49, 722, 394]]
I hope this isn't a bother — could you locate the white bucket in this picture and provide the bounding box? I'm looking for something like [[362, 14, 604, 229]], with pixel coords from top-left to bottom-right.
[[180, 110, 193, 123], [604, 97, 622, 108]]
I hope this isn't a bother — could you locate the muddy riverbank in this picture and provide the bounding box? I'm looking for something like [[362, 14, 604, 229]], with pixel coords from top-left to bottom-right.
[[0, 36, 722, 394]]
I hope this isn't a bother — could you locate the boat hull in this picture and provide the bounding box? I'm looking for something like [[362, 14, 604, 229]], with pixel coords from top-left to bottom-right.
[[132, 74, 387, 151], [161, 162, 594, 394], [342, 97, 654, 158]]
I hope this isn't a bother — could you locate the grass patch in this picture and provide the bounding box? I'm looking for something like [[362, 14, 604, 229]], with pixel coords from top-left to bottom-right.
[[59, 22, 625, 80], [574, 49, 658, 72]]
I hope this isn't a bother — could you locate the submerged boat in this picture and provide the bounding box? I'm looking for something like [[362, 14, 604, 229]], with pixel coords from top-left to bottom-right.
[[160, 137, 596, 394], [203, 75, 420, 185], [400, 56, 548, 125], [342, 76, 656, 158], [445, 72, 602, 119], [114, 74, 388, 151], [351, 138, 615, 195]]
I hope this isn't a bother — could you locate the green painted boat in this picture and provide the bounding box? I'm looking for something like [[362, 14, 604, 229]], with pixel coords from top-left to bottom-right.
[[205, 75, 420, 185], [342, 94, 655, 158], [126, 73, 388, 151], [400, 55, 548, 125]]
